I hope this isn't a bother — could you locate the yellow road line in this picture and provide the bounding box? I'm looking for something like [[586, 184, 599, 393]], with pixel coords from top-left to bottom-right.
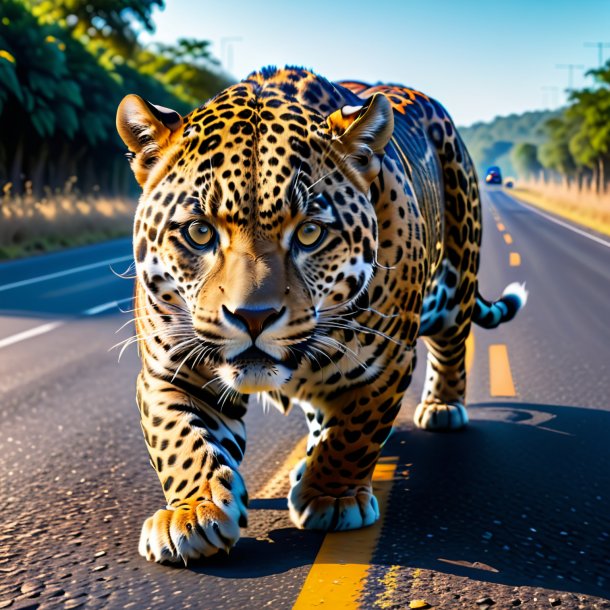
[[489, 344, 516, 397], [465, 330, 475, 374], [372, 564, 401, 609], [497, 222, 505, 231], [509, 252, 521, 267], [503, 233, 513, 245], [292, 457, 398, 609]]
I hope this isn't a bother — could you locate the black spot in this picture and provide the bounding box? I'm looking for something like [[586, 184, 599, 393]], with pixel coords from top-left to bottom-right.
[[220, 438, 243, 463], [345, 446, 368, 461], [210, 152, 225, 168], [136, 238, 147, 263]]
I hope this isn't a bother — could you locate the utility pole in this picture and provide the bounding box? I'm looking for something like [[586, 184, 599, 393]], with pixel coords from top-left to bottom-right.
[[220, 37, 243, 74], [556, 64, 585, 91], [584, 42, 610, 67]]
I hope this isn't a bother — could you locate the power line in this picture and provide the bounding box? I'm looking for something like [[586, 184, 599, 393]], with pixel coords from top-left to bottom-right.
[[584, 42, 610, 67]]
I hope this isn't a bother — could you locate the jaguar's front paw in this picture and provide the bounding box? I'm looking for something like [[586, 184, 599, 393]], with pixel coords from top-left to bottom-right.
[[139, 466, 247, 564], [288, 459, 379, 531], [414, 400, 468, 431]]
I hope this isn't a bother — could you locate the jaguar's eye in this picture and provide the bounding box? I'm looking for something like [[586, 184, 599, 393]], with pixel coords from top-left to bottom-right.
[[294, 222, 325, 249], [184, 221, 216, 249]]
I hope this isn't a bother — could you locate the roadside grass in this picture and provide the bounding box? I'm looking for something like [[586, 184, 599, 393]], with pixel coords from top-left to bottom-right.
[[512, 176, 610, 237], [0, 179, 136, 260]]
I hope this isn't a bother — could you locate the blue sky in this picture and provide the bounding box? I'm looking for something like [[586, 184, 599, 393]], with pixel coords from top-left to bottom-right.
[[142, 0, 610, 126]]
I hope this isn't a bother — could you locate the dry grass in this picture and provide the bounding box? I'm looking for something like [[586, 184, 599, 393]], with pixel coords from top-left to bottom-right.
[[0, 178, 136, 259], [512, 175, 610, 237]]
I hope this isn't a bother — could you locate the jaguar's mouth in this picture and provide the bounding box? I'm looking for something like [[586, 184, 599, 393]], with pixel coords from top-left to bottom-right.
[[217, 360, 292, 394], [228, 345, 282, 365], [228, 345, 302, 370], [219, 345, 304, 394]]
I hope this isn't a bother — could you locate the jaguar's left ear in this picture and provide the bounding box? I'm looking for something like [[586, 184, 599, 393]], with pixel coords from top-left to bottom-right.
[[327, 93, 394, 190], [116, 95, 183, 187]]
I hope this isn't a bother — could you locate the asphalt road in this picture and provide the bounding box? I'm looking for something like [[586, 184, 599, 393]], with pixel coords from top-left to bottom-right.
[[1, 187, 609, 609]]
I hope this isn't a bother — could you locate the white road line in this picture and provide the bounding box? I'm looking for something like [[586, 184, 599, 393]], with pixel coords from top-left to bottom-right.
[[508, 193, 610, 249], [0, 255, 133, 292], [0, 321, 64, 349], [83, 297, 133, 316], [0, 297, 133, 350]]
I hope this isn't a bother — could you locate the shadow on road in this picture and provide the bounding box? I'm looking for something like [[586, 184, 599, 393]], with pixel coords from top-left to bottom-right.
[[373, 400, 610, 598], [186, 527, 325, 579], [187, 401, 609, 599]]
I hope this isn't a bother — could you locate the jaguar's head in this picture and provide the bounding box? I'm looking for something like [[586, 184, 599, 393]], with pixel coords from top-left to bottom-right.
[[116, 78, 393, 393]]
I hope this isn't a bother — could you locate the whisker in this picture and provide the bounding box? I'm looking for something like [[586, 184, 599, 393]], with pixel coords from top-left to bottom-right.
[[110, 261, 137, 280], [200, 375, 223, 394], [170, 340, 201, 383], [318, 319, 405, 348], [311, 335, 365, 369]]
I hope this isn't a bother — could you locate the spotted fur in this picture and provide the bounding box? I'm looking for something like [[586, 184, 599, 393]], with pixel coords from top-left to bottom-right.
[[116, 66, 526, 564]]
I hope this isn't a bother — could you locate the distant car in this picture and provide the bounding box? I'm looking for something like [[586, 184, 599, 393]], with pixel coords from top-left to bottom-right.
[[504, 177, 514, 188], [485, 166, 502, 185]]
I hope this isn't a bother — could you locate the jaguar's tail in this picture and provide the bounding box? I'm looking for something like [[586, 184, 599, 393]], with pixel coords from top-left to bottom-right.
[[472, 282, 528, 329]]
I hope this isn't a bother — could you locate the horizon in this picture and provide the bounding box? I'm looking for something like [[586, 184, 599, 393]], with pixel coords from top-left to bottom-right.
[[141, 0, 609, 127]]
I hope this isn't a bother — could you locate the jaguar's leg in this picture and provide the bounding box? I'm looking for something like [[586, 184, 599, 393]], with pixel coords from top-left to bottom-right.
[[415, 108, 480, 431], [137, 371, 249, 564], [289, 357, 414, 531], [414, 328, 470, 431]]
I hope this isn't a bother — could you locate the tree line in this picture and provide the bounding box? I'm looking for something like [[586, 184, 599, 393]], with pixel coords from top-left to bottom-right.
[[459, 110, 557, 179], [513, 63, 610, 192], [0, 0, 232, 196], [463, 64, 608, 193]]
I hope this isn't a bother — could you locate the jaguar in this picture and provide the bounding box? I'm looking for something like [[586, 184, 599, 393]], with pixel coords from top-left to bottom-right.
[[115, 66, 526, 564]]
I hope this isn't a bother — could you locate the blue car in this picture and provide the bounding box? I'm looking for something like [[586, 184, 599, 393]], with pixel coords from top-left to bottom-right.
[[485, 166, 502, 185]]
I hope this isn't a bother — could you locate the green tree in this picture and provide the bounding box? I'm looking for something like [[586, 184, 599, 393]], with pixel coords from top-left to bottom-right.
[[0, 0, 231, 195], [0, 0, 85, 190], [134, 38, 231, 108], [565, 71, 610, 191], [538, 115, 578, 178], [511, 142, 542, 179], [29, 0, 164, 56]]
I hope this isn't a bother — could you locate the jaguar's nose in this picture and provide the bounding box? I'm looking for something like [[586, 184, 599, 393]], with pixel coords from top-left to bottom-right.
[[223, 306, 285, 339]]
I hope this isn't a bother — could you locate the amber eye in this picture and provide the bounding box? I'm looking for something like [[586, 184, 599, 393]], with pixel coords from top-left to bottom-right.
[[184, 221, 216, 249], [294, 222, 325, 249]]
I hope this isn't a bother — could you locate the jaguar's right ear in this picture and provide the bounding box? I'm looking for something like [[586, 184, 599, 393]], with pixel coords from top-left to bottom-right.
[[116, 95, 183, 186]]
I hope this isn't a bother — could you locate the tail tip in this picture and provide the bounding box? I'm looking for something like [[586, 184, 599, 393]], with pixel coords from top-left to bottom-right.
[[502, 281, 528, 307]]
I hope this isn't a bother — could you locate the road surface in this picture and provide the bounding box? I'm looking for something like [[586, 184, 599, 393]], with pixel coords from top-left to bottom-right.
[[1, 187, 609, 609]]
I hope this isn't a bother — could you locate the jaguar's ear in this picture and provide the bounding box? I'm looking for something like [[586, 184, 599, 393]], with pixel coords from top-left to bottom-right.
[[327, 93, 394, 190], [116, 94, 183, 187]]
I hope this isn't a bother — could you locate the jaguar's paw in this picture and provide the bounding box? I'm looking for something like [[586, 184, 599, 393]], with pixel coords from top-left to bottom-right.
[[288, 462, 379, 531], [139, 466, 247, 564], [414, 400, 468, 431]]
